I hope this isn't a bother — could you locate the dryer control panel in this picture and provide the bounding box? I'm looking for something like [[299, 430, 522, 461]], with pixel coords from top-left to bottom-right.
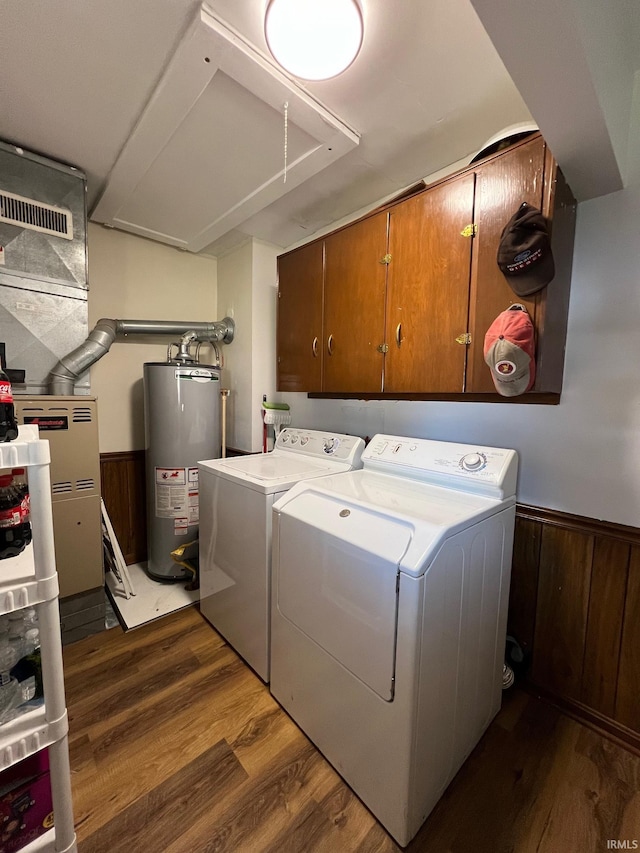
[[363, 435, 518, 499], [276, 428, 365, 466]]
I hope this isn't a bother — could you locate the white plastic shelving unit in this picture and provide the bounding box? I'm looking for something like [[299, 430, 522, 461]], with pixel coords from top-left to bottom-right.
[[0, 425, 76, 853]]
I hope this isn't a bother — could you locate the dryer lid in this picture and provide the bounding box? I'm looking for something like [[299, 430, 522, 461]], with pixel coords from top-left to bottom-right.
[[274, 470, 514, 576]]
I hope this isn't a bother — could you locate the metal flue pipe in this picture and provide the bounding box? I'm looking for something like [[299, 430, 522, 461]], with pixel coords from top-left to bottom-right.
[[47, 316, 235, 395], [114, 319, 234, 339]]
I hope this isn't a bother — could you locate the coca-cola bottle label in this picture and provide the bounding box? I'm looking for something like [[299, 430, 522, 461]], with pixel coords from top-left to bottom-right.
[[0, 506, 21, 529], [0, 382, 13, 404], [19, 495, 30, 521]]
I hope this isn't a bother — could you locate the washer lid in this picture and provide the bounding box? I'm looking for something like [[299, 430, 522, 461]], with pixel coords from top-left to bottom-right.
[[198, 453, 345, 493]]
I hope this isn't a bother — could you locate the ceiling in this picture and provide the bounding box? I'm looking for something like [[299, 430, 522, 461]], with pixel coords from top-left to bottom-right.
[[1, 0, 638, 257]]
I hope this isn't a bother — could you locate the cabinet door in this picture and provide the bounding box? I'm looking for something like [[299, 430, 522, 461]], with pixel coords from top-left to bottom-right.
[[466, 137, 546, 392], [277, 241, 324, 392], [323, 212, 388, 393], [385, 173, 475, 392]]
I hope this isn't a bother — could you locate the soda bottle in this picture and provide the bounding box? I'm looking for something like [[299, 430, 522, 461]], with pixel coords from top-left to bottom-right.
[[11, 468, 30, 532], [0, 369, 18, 443], [10, 472, 31, 552], [0, 474, 31, 560]]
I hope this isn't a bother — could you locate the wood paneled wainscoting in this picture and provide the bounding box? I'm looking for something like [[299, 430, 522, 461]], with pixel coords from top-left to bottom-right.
[[100, 451, 640, 754], [510, 505, 640, 753], [100, 447, 246, 568], [100, 450, 147, 565]]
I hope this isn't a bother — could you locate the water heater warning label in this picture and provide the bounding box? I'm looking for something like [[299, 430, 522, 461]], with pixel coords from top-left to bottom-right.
[[155, 467, 200, 526], [156, 468, 186, 485], [188, 467, 199, 525]]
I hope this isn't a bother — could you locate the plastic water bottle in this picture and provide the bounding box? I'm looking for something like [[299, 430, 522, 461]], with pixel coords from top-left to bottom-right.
[[21, 607, 37, 627], [7, 610, 41, 704], [0, 639, 21, 721]]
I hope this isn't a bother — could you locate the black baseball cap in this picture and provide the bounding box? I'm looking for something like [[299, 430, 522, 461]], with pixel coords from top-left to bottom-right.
[[497, 202, 555, 297]]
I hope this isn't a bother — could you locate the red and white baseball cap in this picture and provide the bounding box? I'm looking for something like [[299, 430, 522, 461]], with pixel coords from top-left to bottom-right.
[[483, 304, 535, 396]]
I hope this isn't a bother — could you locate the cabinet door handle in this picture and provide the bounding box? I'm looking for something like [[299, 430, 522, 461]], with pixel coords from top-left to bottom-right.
[[395, 323, 402, 348], [312, 337, 318, 357], [327, 334, 334, 356]]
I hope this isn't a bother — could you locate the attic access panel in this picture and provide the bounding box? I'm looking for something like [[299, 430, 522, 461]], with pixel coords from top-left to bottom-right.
[[91, 5, 360, 253]]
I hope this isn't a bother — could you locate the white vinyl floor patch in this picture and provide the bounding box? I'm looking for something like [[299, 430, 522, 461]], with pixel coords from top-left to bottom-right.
[[105, 563, 199, 630]]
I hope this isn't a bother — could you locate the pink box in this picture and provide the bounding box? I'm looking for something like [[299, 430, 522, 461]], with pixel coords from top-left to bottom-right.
[[0, 750, 53, 853]]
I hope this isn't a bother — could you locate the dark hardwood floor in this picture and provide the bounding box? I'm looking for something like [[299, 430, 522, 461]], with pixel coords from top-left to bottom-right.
[[63, 606, 640, 852]]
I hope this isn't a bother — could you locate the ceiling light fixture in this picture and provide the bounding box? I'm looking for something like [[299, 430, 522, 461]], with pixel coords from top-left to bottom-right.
[[264, 0, 364, 82]]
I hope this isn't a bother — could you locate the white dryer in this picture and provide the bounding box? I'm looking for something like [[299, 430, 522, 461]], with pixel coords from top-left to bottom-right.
[[198, 428, 364, 682], [270, 434, 518, 846]]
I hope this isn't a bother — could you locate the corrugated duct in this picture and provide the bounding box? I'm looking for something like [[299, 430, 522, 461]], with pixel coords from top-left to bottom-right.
[[47, 316, 235, 394]]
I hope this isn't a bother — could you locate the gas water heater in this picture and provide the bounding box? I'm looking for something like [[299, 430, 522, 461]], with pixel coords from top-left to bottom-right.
[[144, 334, 221, 581]]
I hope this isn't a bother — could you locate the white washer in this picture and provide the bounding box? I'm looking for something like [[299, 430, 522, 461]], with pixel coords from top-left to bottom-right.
[[270, 434, 518, 846], [198, 428, 364, 682]]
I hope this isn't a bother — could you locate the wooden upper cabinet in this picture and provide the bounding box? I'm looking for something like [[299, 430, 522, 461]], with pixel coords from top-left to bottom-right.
[[323, 212, 388, 393], [277, 241, 324, 392], [385, 173, 475, 393], [275, 133, 575, 400], [466, 136, 547, 393]]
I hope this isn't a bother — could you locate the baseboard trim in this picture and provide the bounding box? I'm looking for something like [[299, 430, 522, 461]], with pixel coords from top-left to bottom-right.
[[526, 682, 640, 757]]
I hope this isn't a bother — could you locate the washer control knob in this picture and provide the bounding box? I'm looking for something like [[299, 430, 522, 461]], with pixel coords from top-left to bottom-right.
[[290, 434, 298, 444], [300, 436, 309, 446], [460, 452, 485, 471], [324, 437, 340, 454]]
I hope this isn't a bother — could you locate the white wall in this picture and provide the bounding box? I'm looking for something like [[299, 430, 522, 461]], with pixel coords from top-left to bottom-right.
[[577, 0, 636, 182], [278, 85, 640, 528], [87, 223, 217, 452], [217, 238, 279, 452], [217, 241, 253, 451], [251, 240, 279, 449]]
